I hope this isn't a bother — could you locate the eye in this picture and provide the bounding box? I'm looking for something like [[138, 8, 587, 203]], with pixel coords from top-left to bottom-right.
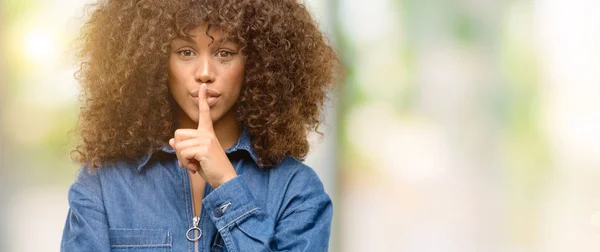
[[216, 50, 234, 59], [177, 49, 195, 57]]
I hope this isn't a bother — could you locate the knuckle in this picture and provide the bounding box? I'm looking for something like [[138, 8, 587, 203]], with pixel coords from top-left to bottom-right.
[[199, 146, 208, 155], [174, 129, 183, 138], [181, 149, 191, 157]]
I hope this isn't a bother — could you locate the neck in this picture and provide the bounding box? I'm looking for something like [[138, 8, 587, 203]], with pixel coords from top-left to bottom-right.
[[176, 108, 241, 150]]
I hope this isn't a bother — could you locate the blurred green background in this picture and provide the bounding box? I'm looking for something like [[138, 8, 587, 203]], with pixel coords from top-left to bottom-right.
[[2, 0, 600, 251]]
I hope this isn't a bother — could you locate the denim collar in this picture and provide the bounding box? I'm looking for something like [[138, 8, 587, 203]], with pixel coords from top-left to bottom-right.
[[134, 128, 259, 171]]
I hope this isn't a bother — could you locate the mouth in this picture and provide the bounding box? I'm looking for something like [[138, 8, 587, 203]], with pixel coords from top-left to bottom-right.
[[191, 95, 220, 107], [191, 88, 221, 98], [190, 88, 221, 107]]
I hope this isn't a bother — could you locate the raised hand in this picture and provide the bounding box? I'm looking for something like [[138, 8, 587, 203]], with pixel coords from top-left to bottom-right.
[[169, 83, 237, 188]]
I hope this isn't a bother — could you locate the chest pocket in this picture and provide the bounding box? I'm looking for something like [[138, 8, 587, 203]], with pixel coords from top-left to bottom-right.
[[109, 228, 172, 252]]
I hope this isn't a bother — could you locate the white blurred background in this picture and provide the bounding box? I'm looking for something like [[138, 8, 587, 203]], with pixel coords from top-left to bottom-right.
[[2, 0, 600, 251]]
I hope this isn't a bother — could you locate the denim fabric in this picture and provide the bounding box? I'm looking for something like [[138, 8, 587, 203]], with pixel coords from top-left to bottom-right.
[[61, 129, 333, 251]]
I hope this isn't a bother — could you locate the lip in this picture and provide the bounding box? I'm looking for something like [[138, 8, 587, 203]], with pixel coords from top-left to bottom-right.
[[191, 88, 221, 98], [191, 95, 220, 107], [190, 88, 221, 107]]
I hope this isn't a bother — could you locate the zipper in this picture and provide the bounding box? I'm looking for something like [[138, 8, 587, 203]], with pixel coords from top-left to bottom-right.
[[182, 161, 202, 252], [186, 216, 201, 242], [193, 215, 200, 252]]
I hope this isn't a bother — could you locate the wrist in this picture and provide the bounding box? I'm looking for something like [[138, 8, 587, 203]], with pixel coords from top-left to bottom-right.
[[211, 172, 237, 189]]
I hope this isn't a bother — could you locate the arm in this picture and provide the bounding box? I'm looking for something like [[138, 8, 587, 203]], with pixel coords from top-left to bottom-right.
[[61, 166, 111, 252], [202, 167, 333, 252], [170, 84, 333, 250]]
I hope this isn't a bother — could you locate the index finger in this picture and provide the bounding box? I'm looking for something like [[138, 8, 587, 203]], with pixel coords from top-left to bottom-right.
[[197, 83, 213, 130]]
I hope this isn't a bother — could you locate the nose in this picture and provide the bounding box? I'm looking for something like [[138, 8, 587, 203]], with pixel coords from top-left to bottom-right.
[[194, 55, 215, 84]]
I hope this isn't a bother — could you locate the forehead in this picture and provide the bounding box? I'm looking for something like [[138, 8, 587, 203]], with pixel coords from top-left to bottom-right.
[[188, 23, 225, 38], [174, 23, 236, 45]]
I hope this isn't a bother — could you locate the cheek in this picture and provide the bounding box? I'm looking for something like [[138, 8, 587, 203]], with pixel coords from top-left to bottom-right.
[[227, 68, 245, 101], [168, 61, 186, 92], [169, 59, 180, 78], [230, 62, 246, 88], [219, 62, 245, 97]]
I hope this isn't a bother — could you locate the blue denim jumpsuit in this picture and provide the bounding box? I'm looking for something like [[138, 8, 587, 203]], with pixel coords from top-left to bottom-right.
[[61, 129, 333, 251]]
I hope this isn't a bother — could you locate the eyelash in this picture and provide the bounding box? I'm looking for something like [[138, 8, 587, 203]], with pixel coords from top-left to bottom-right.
[[217, 51, 234, 58], [177, 49, 195, 57], [176, 49, 235, 59]]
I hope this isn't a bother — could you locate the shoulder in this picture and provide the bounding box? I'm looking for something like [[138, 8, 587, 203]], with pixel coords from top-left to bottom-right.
[[71, 160, 140, 189], [68, 157, 162, 203], [270, 156, 327, 194], [278, 156, 318, 175], [75, 160, 130, 175]]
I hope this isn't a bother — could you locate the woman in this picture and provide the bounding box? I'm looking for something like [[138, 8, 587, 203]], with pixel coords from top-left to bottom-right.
[[61, 0, 339, 251]]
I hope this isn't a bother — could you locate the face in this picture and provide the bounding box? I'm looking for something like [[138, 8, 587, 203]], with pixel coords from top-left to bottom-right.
[[168, 23, 246, 129]]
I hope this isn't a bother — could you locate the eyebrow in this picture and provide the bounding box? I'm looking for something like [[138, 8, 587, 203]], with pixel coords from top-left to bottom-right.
[[174, 36, 196, 44], [173, 36, 236, 47]]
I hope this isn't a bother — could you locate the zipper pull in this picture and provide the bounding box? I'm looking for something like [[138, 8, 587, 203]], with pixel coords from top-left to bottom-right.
[[193, 216, 200, 228], [186, 216, 202, 242]]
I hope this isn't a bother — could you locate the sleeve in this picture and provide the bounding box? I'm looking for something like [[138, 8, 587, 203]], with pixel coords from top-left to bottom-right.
[[202, 166, 333, 252], [61, 166, 111, 252]]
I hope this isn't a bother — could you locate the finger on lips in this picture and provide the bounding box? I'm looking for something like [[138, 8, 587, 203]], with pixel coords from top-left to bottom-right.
[[197, 83, 213, 131], [169, 83, 214, 175]]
